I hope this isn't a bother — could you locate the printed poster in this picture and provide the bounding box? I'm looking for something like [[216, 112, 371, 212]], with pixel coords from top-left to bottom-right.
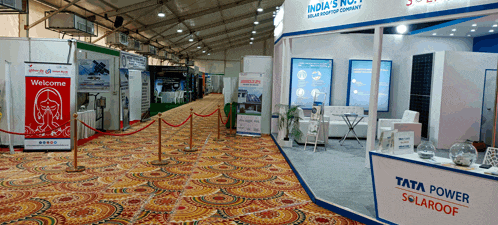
[[25, 63, 72, 151], [141, 71, 151, 120], [78, 59, 110, 92], [120, 69, 130, 130], [237, 72, 263, 136], [290, 58, 333, 109]]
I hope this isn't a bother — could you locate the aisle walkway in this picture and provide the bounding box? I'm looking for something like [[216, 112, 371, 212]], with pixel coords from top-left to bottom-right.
[[0, 95, 362, 225]]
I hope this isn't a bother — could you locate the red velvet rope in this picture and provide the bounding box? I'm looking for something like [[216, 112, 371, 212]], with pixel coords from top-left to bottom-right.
[[194, 109, 219, 117], [220, 111, 230, 125], [0, 120, 71, 136], [162, 115, 191, 127], [78, 119, 156, 136]]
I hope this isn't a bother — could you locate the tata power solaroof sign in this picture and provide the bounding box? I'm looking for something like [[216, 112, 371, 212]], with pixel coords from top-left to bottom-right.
[[370, 153, 498, 224], [307, 0, 363, 19]]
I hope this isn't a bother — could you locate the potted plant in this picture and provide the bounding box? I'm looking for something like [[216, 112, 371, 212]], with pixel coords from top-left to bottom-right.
[[274, 104, 303, 147]]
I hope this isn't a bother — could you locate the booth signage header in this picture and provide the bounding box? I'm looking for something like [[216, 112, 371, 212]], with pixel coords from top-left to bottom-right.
[[120, 52, 146, 70], [279, 0, 498, 41]]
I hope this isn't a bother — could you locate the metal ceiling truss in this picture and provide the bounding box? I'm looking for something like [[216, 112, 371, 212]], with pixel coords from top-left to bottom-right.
[[192, 34, 272, 58], [101, 0, 162, 18], [136, 0, 258, 32]]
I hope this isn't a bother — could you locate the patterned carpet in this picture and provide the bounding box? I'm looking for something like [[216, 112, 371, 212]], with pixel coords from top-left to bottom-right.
[[0, 95, 362, 225]]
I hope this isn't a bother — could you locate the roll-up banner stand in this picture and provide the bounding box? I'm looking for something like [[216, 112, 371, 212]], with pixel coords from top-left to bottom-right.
[[120, 69, 130, 131], [24, 62, 72, 151], [141, 71, 151, 121], [237, 72, 264, 137]]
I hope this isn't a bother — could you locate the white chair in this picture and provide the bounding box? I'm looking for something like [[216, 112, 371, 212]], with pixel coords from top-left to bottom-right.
[[377, 110, 422, 145], [174, 91, 180, 104], [179, 91, 185, 103], [483, 147, 498, 167]]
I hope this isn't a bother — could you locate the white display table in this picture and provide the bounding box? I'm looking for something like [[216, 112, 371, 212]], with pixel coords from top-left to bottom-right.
[[77, 110, 96, 140], [370, 151, 498, 225]]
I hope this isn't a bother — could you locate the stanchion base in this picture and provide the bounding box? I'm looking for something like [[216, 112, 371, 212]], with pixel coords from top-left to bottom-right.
[[213, 138, 225, 142], [150, 160, 169, 166], [66, 166, 85, 173], [184, 147, 198, 152]]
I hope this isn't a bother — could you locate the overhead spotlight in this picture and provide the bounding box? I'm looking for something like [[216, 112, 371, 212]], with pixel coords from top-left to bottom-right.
[[396, 25, 407, 34], [254, 21, 259, 25], [276, 6, 279, 10], [273, 14, 276, 18], [207, 53, 211, 55], [451, 28, 456, 32], [158, 11, 165, 17], [177, 28, 183, 33], [467, 34, 471, 36], [257, 7, 263, 12], [189, 38, 194, 42], [490, 29, 495, 33], [202, 50, 206, 53], [471, 29, 476, 32], [432, 33, 437, 36], [494, 24, 498, 27], [250, 37, 254, 40], [450, 33, 454, 36], [250, 42, 253, 44], [252, 30, 256, 34], [472, 23, 477, 26], [197, 46, 201, 49]]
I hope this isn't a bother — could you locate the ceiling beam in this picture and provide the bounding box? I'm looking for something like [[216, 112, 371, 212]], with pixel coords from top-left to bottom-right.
[[155, 8, 275, 42], [100, 0, 162, 17], [193, 35, 272, 58], [174, 18, 274, 47], [183, 29, 273, 53], [136, 0, 258, 32]]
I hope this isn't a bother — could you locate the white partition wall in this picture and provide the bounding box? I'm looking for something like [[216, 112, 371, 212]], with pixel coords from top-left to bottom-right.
[[128, 70, 142, 121], [430, 51, 498, 149], [0, 38, 76, 146]]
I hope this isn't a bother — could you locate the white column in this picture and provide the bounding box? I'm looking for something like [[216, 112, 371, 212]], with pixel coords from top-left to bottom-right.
[[365, 26, 384, 168], [5, 61, 14, 154]]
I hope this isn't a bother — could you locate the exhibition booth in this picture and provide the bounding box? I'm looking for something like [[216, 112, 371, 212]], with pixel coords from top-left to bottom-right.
[[0, 38, 152, 151], [271, 0, 498, 224]]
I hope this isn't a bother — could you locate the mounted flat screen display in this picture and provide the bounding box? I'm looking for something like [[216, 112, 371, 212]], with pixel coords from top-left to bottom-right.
[[290, 58, 333, 109], [347, 60, 392, 112]]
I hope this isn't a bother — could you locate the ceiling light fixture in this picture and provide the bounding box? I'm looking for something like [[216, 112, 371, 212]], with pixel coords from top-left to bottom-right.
[[467, 34, 471, 36], [250, 41, 253, 44], [250, 37, 254, 40], [252, 30, 257, 34], [176, 24, 183, 33], [472, 23, 477, 27], [202, 50, 206, 53], [257, 0, 263, 12], [396, 25, 407, 34], [158, 11, 165, 17], [432, 33, 437, 35], [451, 28, 456, 32], [494, 24, 498, 27], [189, 38, 194, 42], [197, 46, 201, 49], [471, 29, 476, 32], [490, 29, 495, 32], [254, 21, 259, 25], [450, 33, 454, 36], [207, 53, 211, 55]]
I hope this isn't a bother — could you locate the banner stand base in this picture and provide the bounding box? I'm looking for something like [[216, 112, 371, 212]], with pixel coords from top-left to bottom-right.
[[184, 147, 198, 152], [23, 149, 71, 153], [150, 160, 169, 166], [66, 166, 85, 173]]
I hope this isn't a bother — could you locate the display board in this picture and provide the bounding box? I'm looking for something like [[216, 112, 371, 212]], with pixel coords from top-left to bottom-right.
[[120, 69, 130, 130], [289, 58, 333, 109], [370, 152, 498, 225], [141, 71, 151, 120], [24, 63, 72, 151], [237, 72, 263, 136], [78, 59, 111, 92], [120, 51, 146, 70], [347, 60, 392, 112]]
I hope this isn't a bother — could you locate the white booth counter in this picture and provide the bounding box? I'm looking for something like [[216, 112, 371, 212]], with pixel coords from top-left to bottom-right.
[[370, 151, 498, 225]]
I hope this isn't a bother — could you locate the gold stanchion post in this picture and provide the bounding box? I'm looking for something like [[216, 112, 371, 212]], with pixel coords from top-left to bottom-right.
[[66, 113, 85, 172], [214, 105, 224, 141], [151, 113, 168, 165], [185, 108, 198, 152]]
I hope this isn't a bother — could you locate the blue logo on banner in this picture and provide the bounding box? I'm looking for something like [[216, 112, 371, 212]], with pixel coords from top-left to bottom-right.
[[43, 141, 46, 144], [54, 141, 57, 144], [39, 141, 42, 144]]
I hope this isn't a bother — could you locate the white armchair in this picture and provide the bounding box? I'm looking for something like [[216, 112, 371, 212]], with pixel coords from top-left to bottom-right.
[[377, 110, 422, 145]]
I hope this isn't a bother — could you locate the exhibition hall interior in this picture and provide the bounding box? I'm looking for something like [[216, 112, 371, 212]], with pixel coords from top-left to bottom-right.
[[1, 0, 498, 224]]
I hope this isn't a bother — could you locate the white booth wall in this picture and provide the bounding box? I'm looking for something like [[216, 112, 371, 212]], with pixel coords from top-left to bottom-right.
[[275, 34, 473, 119], [430, 51, 498, 149], [0, 38, 77, 146]]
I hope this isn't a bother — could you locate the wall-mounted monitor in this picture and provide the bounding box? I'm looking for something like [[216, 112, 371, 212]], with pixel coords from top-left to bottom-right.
[[289, 58, 333, 109], [347, 60, 392, 112]]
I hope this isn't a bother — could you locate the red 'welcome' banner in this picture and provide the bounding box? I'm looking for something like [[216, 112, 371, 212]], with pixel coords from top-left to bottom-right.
[[25, 63, 72, 151]]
